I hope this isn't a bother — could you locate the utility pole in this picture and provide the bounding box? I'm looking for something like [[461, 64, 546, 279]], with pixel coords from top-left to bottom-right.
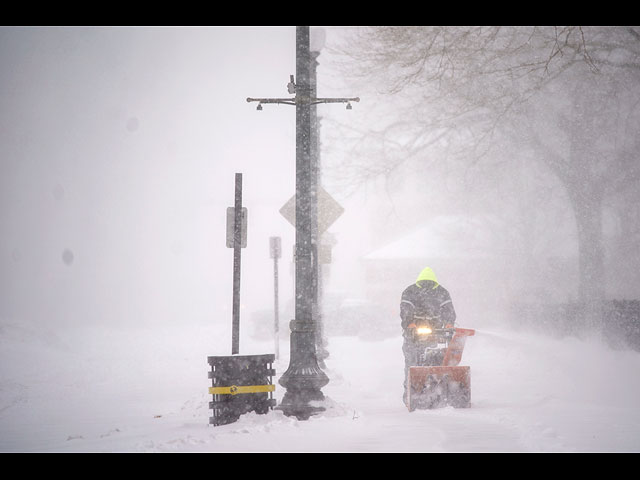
[[247, 26, 358, 420]]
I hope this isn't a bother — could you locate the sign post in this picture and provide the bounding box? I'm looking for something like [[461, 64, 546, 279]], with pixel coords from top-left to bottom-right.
[[269, 236, 281, 359], [207, 174, 276, 428], [227, 173, 246, 355]]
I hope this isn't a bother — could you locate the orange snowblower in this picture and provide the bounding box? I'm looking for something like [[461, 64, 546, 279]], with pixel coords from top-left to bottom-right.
[[406, 318, 475, 411]]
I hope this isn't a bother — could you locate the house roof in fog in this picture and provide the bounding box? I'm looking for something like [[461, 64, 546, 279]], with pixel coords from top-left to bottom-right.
[[363, 215, 499, 261]]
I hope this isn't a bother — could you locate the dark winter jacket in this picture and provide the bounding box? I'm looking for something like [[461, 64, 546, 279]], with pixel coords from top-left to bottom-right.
[[400, 268, 456, 332]]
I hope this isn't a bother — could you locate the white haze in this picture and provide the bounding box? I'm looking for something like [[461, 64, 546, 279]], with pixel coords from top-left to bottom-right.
[[0, 26, 303, 332], [1, 26, 639, 452]]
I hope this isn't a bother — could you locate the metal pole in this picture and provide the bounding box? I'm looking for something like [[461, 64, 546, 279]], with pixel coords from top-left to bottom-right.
[[246, 26, 358, 420], [295, 28, 313, 326], [270, 236, 281, 359], [310, 45, 329, 365], [277, 26, 329, 420], [231, 173, 242, 355], [273, 254, 280, 359]]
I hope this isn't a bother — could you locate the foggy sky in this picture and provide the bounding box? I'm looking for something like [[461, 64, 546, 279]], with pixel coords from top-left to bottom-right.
[[0, 26, 313, 329], [0, 26, 583, 337], [4, 26, 634, 341]]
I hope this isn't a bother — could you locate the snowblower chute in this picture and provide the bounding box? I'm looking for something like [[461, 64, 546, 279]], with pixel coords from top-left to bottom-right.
[[407, 327, 475, 411]]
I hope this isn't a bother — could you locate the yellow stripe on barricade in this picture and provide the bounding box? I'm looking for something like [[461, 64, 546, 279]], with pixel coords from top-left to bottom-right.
[[209, 384, 275, 395]]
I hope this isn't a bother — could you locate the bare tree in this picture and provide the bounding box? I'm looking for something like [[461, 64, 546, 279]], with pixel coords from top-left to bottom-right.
[[330, 26, 640, 324]]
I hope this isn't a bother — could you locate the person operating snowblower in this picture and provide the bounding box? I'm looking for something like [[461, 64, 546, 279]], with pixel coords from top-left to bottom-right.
[[400, 266, 475, 410], [401, 267, 456, 401]]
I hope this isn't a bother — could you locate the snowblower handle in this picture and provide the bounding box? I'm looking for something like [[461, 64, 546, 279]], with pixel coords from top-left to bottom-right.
[[454, 328, 475, 337], [442, 328, 475, 366]]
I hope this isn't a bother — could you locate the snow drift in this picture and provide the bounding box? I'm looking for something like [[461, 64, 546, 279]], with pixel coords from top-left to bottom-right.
[[1, 317, 639, 452]]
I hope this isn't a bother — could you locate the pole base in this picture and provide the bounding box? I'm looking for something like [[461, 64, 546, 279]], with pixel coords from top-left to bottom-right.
[[277, 318, 329, 420], [276, 388, 327, 420], [277, 357, 329, 420]]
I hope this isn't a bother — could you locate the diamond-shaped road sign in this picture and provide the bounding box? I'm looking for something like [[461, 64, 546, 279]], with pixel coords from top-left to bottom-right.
[[279, 186, 344, 235]]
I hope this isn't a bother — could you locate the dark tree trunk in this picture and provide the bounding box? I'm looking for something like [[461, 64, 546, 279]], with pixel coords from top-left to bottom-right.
[[566, 176, 606, 331]]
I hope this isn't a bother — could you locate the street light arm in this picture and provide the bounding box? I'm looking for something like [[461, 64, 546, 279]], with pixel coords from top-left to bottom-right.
[[246, 97, 296, 106], [312, 97, 360, 105], [247, 96, 360, 109]]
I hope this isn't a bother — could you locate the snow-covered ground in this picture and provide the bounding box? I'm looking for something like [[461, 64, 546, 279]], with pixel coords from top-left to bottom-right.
[[1, 317, 639, 452]]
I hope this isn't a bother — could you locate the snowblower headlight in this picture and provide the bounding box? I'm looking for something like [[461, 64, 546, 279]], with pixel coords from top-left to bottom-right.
[[416, 326, 433, 335]]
